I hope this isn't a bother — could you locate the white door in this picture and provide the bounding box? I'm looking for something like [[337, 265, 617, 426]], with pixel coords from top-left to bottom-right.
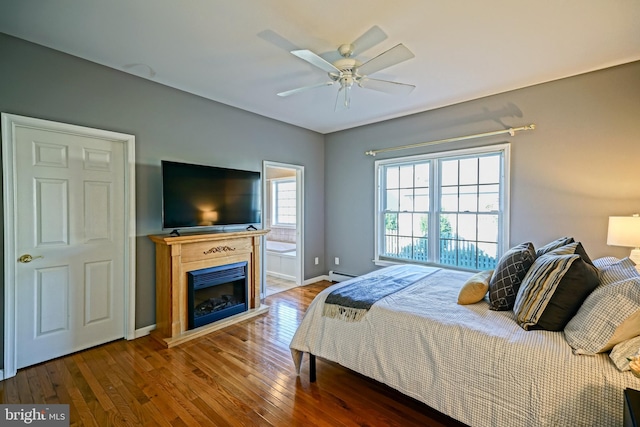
[[2, 114, 136, 374]]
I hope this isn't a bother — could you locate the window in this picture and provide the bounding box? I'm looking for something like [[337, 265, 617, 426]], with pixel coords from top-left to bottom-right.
[[271, 178, 296, 226], [375, 144, 509, 270]]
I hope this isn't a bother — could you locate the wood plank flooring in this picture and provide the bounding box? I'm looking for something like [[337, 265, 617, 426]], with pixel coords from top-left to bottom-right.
[[0, 281, 466, 426]]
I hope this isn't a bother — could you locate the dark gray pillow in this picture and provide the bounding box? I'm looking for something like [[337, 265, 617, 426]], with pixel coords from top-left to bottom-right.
[[488, 242, 536, 310]]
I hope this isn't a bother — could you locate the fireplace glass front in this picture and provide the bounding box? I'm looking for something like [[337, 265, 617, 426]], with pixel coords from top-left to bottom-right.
[[187, 261, 248, 329]]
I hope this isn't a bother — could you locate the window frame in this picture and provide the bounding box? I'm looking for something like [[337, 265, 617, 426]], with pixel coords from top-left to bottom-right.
[[374, 143, 511, 271], [271, 177, 297, 228]]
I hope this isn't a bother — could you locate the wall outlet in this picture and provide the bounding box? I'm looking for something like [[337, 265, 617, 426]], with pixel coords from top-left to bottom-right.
[[334, 257, 340, 265], [314, 257, 319, 265]]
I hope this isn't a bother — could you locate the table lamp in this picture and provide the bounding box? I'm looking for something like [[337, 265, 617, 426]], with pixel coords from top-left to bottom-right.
[[607, 214, 640, 272]]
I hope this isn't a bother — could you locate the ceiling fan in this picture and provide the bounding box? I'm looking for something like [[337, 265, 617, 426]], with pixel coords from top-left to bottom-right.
[[277, 28, 416, 111]]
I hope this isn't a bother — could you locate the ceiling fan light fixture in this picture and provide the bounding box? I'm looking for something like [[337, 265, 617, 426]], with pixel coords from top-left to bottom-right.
[[340, 75, 354, 88], [335, 85, 352, 111], [343, 86, 351, 109]]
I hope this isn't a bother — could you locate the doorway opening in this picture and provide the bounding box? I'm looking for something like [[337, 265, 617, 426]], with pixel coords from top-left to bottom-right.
[[263, 162, 304, 296]]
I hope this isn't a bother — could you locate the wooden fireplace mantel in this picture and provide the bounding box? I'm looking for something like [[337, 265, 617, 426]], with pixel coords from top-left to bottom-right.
[[149, 229, 270, 348]]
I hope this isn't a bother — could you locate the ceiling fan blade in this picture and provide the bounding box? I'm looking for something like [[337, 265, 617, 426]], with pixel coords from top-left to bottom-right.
[[291, 49, 341, 74], [357, 43, 415, 76], [358, 77, 415, 95], [350, 25, 388, 57], [277, 81, 335, 97]]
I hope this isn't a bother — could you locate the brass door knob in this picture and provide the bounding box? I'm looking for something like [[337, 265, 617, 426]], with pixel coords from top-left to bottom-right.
[[18, 254, 43, 263]]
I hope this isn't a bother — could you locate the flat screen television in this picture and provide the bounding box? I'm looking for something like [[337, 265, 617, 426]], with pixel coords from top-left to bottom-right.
[[161, 160, 261, 230]]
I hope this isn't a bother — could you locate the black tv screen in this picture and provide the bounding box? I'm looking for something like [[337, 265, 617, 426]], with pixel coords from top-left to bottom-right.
[[161, 160, 261, 230]]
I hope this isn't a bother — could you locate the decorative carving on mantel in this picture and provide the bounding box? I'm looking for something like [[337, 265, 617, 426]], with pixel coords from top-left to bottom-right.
[[203, 246, 236, 255]]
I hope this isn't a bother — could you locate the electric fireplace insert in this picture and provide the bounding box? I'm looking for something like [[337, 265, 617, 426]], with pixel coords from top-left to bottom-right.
[[187, 261, 248, 329]]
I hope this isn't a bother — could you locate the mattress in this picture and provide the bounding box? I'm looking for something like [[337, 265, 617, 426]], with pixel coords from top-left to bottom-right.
[[290, 264, 639, 427]]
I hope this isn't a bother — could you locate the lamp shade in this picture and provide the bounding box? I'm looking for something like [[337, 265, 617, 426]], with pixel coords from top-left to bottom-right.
[[607, 215, 640, 248]]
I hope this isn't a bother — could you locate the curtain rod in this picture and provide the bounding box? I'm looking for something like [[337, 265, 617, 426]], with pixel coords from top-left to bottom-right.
[[364, 124, 536, 156]]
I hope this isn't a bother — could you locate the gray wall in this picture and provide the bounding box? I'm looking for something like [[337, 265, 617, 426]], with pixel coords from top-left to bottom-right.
[[324, 61, 640, 276], [2, 30, 639, 369], [0, 33, 326, 340]]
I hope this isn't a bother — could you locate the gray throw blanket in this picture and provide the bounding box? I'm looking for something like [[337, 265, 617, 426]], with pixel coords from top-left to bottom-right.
[[323, 265, 438, 321]]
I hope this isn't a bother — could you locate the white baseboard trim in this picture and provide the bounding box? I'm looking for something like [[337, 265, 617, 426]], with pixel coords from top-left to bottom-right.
[[134, 324, 156, 339], [304, 274, 330, 285], [267, 271, 296, 281]]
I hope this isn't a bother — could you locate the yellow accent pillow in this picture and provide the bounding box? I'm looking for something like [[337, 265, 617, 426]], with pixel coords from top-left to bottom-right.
[[457, 270, 493, 305]]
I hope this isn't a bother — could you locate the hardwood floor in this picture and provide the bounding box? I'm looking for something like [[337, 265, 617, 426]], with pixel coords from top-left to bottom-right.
[[265, 274, 297, 296], [0, 281, 466, 426]]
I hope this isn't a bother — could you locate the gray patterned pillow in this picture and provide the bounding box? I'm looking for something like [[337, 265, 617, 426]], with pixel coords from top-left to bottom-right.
[[488, 242, 536, 311], [599, 257, 640, 286], [564, 276, 640, 354], [514, 253, 599, 331], [593, 256, 621, 270]]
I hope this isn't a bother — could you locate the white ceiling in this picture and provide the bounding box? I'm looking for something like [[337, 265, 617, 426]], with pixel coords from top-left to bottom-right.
[[1, 1, 639, 134]]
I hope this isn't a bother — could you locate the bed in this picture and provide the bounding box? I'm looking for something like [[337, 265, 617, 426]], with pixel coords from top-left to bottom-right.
[[290, 251, 640, 427]]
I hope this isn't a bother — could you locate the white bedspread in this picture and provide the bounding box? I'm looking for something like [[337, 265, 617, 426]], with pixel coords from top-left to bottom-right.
[[290, 264, 639, 427]]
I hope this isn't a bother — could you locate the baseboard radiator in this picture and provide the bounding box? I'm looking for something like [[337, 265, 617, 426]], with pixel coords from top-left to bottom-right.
[[328, 270, 356, 282]]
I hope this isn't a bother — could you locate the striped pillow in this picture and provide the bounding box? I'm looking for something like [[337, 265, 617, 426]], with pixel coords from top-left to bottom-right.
[[535, 236, 574, 257], [545, 241, 594, 265], [514, 253, 599, 331]]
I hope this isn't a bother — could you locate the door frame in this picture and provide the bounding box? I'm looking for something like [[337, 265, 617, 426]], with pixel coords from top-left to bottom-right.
[[1, 113, 136, 380], [262, 161, 304, 294]]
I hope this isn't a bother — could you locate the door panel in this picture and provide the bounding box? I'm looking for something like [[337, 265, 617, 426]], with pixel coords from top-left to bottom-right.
[[36, 266, 70, 335], [14, 125, 126, 369], [33, 141, 68, 167], [36, 178, 69, 245], [84, 260, 113, 325], [84, 181, 112, 241]]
